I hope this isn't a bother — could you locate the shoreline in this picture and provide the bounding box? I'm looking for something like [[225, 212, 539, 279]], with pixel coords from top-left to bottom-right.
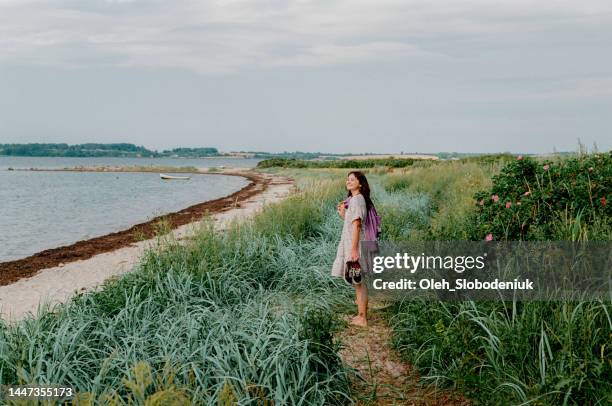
[[0, 168, 275, 287]]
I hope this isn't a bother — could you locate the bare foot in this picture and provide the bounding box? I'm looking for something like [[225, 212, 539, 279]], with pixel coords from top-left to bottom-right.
[[350, 315, 368, 327]]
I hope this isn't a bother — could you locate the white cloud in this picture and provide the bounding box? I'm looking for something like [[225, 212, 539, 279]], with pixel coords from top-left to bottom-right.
[[0, 0, 611, 74], [265, 42, 432, 67]]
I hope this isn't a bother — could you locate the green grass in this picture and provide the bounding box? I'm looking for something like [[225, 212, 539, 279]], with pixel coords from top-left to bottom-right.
[[381, 161, 497, 239], [0, 176, 358, 405], [387, 299, 611, 405], [1, 155, 609, 405], [377, 155, 612, 405]]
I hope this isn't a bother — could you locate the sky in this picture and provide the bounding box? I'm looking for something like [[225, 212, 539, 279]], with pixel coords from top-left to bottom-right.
[[0, 0, 610, 154]]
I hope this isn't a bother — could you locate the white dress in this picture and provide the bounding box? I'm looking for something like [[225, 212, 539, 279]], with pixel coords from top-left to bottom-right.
[[331, 194, 367, 278]]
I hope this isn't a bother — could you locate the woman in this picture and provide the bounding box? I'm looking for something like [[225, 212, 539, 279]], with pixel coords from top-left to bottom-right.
[[331, 171, 374, 327]]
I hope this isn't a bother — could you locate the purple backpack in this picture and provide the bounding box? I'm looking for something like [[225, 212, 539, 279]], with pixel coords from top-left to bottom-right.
[[364, 204, 382, 241], [344, 197, 382, 241]]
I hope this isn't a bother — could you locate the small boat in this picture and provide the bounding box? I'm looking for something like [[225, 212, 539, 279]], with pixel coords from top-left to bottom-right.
[[160, 173, 191, 180]]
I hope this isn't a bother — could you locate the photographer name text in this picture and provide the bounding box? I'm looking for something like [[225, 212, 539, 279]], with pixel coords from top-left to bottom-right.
[[372, 278, 534, 291]]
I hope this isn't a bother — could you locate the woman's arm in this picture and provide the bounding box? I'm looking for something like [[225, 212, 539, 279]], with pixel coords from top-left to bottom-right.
[[351, 218, 361, 261]]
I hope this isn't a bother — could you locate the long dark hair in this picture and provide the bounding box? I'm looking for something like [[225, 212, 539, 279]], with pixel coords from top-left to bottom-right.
[[347, 171, 374, 212]]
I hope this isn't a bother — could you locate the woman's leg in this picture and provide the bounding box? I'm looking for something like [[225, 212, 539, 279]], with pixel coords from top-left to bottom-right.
[[351, 282, 368, 326]]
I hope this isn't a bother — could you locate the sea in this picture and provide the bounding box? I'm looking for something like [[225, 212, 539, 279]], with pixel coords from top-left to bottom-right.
[[0, 156, 261, 262]]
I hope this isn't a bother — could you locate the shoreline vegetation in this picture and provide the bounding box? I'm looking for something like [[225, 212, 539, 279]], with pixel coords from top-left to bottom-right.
[[1, 142, 576, 161], [0, 143, 220, 158], [0, 151, 609, 404], [255, 151, 591, 169], [0, 169, 278, 286]]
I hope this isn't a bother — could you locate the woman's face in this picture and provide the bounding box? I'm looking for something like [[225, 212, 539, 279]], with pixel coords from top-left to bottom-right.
[[346, 174, 361, 192]]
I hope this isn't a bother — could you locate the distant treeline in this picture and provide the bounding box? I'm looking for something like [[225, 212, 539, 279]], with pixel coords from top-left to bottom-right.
[[166, 147, 219, 158], [454, 153, 517, 165], [257, 154, 528, 169], [0, 143, 219, 158], [257, 157, 418, 169], [1, 144, 549, 162], [253, 152, 441, 160], [233, 151, 326, 160]]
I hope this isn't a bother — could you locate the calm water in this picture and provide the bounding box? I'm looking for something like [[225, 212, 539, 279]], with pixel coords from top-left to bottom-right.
[[0, 157, 260, 262], [0, 156, 261, 170]]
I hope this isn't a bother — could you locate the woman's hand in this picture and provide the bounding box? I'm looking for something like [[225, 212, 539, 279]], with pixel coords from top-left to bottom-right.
[[337, 202, 346, 218], [351, 248, 360, 262]]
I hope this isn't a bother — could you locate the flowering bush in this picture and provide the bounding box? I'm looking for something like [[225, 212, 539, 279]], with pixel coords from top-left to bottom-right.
[[468, 152, 611, 240]]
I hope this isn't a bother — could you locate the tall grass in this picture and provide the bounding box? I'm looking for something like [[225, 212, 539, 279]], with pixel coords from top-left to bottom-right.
[[382, 161, 498, 239], [0, 176, 358, 405], [375, 183, 431, 241], [380, 156, 612, 405], [2, 160, 608, 405], [388, 299, 611, 404]]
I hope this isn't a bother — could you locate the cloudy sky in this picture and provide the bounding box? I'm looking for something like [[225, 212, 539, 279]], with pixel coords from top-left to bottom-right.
[[0, 0, 610, 153]]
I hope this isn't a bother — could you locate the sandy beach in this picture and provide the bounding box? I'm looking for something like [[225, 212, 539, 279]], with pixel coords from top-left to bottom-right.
[[0, 169, 294, 322], [0, 167, 264, 285]]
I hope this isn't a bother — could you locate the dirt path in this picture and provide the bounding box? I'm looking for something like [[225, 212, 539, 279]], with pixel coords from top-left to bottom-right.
[[337, 300, 470, 405]]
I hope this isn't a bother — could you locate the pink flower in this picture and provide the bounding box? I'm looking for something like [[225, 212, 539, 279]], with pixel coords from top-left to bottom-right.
[[543, 164, 550, 171], [479, 199, 484, 206], [491, 195, 499, 202], [505, 201, 512, 209], [485, 234, 493, 241], [517, 155, 523, 160], [601, 197, 607, 206], [524, 191, 531, 196]]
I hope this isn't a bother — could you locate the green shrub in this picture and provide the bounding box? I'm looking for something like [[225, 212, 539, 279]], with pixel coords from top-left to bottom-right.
[[459, 153, 516, 165], [298, 307, 345, 380], [257, 157, 418, 169], [469, 152, 611, 240]]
